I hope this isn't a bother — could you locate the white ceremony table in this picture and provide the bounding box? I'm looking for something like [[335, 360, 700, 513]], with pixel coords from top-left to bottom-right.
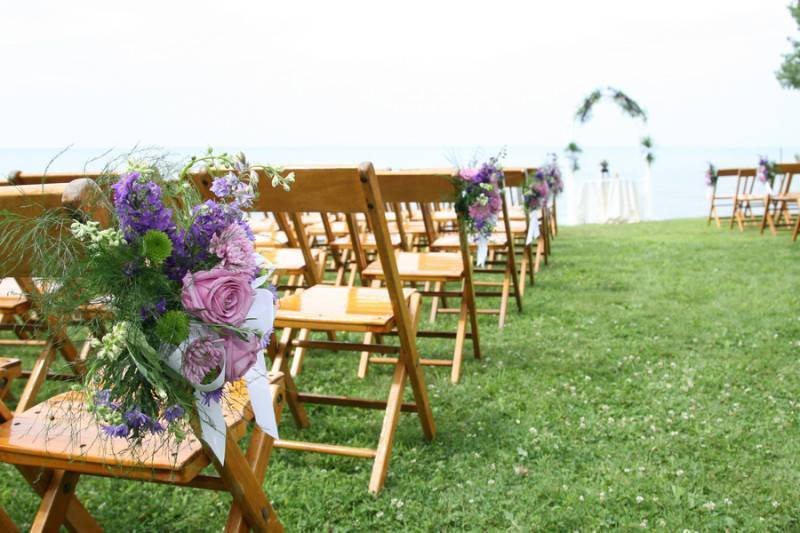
[[574, 178, 641, 224]]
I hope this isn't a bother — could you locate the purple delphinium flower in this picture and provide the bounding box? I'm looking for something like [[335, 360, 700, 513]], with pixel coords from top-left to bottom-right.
[[125, 408, 149, 429], [163, 404, 185, 423], [210, 172, 254, 209], [101, 423, 130, 438], [140, 297, 167, 322], [112, 172, 175, 240], [201, 388, 224, 406]]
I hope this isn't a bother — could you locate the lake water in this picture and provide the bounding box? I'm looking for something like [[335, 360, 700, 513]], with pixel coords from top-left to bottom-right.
[[2, 145, 797, 223]]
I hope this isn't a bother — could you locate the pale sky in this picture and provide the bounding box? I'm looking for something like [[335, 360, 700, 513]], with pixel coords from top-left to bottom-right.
[[1, 0, 798, 148]]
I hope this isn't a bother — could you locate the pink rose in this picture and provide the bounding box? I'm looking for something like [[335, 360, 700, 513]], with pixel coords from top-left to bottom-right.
[[223, 333, 260, 381], [181, 268, 255, 326]]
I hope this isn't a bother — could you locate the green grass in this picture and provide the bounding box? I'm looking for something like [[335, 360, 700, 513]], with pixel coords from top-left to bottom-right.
[[2, 218, 800, 531]]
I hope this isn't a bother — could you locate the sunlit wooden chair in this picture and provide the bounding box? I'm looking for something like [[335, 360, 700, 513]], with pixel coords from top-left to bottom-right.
[[429, 170, 523, 328], [760, 163, 800, 235], [0, 180, 286, 532], [729, 168, 761, 231], [354, 169, 481, 384], [706, 167, 740, 228], [236, 163, 436, 494]]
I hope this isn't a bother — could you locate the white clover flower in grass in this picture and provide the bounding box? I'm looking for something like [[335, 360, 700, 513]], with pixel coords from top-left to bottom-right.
[[702, 501, 716, 511]]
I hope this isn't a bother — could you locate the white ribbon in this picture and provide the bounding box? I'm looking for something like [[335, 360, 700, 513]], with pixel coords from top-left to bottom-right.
[[706, 186, 714, 201], [525, 209, 541, 246], [765, 182, 774, 196], [161, 281, 279, 464], [475, 235, 489, 267]]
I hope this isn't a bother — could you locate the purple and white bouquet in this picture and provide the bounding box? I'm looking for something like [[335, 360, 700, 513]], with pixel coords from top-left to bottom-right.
[[522, 173, 550, 244], [756, 157, 777, 192], [536, 155, 563, 198], [8, 150, 292, 461], [455, 151, 505, 266]]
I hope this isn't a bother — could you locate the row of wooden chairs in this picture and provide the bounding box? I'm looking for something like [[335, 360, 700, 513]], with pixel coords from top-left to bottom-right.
[[706, 163, 800, 240], [0, 163, 558, 531]]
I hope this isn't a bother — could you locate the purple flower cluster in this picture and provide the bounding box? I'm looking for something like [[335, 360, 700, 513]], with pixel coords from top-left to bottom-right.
[[112, 172, 175, 240], [210, 172, 255, 209], [458, 161, 504, 238], [756, 157, 775, 186], [537, 157, 563, 197], [524, 178, 550, 211], [97, 389, 185, 438], [705, 163, 718, 187]]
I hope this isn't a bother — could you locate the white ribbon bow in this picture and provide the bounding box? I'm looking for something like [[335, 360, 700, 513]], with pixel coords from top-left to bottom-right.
[[525, 209, 541, 246]]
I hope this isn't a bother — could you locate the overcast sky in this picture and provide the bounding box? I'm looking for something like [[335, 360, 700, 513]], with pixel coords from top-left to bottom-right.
[[1, 0, 798, 149]]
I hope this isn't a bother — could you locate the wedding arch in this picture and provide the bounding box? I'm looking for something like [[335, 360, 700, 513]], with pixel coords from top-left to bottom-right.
[[564, 86, 655, 221]]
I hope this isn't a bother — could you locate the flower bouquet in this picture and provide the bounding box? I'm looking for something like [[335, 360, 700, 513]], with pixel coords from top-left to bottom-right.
[[522, 173, 550, 245], [537, 154, 563, 199], [454, 151, 505, 267], [757, 157, 778, 194], [1, 149, 293, 462], [705, 163, 718, 199]]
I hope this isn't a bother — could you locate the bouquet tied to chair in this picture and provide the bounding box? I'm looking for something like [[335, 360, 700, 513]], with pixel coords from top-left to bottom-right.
[[0, 149, 294, 463]]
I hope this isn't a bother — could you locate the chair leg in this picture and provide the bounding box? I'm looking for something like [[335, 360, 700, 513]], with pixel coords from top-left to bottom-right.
[[534, 238, 544, 274], [793, 210, 800, 241], [429, 281, 442, 323], [498, 266, 511, 329], [450, 299, 468, 384], [289, 328, 309, 377], [357, 331, 374, 379], [368, 361, 407, 494], [0, 507, 17, 533], [210, 428, 283, 533], [30, 470, 82, 533], [271, 329, 309, 429], [225, 379, 285, 533], [17, 466, 101, 533], [16, 343, 57, 413], [525, 243, 535, 285]]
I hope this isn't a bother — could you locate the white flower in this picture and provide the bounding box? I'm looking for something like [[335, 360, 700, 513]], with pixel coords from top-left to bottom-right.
[[702, 501, 716, 511], [636, 495, 644, 503], [96, 322, 129, 360]]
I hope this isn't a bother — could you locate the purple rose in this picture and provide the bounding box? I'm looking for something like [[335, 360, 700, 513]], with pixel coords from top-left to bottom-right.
[[222, 333, 260, 381], [181, 268, 255, 326]]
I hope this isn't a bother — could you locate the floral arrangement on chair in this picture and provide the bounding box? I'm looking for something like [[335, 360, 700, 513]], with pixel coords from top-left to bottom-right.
[[757, 157, 777, 192], [1, 150, 293, 461], [522, 172, 550, 245], [537, 155, 563, 197], [705, 163, 718, 187], [454, 150, 505, 266]]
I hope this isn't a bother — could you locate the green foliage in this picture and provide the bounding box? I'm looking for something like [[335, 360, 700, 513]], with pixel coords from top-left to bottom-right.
[[142, 230, 172, 264], [155, 310, 190, 346], [777, 2, 800, 89], [641, 136, 655, 165], [576, 86, 647, 123], [565, 142, 582, 172]]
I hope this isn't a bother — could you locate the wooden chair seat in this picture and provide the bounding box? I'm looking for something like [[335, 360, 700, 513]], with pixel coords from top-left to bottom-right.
[[0, 294, 29, 314], [276, 285, 415, 333], [0, 358, 21, 380], [432, 232, 508, 249], [496, 219, 527, 235], [248, 219, 279, 234], [0, 374, 283, 483], [506, 206, 527, 220], [254, 232, 289, 248], [403, 220, 429, 235], [331, 233, 402, 250], [363, 252, 463, 282], [258, 247, 319, 275], [307, 221, 350, 237], [432, 210, 457, 222]]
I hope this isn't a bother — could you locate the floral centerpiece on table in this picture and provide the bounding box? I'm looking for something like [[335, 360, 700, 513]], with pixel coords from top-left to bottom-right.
[[1, 149, 293, 460], [454, 150, 505, 266], [756, 157, 778, 191]]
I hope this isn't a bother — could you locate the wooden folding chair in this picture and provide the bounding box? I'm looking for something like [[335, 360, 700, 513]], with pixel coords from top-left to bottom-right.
[[429, 169, 523, 328], [760, 163, 800, 235], [355, 169, 482, 384], [194, 163, 436, 494], [729, 168, 761, 231], [706, 168, 740, 228], [0, 180, 286, 532]]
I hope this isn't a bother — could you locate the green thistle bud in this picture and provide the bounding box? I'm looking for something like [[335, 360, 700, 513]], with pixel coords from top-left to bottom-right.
[[142, 230, 173, 264], [155, 310, 190, 346]]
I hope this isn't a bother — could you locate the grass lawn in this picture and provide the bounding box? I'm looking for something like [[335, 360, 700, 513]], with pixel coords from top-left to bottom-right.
[[2, 218, 800, 531]]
